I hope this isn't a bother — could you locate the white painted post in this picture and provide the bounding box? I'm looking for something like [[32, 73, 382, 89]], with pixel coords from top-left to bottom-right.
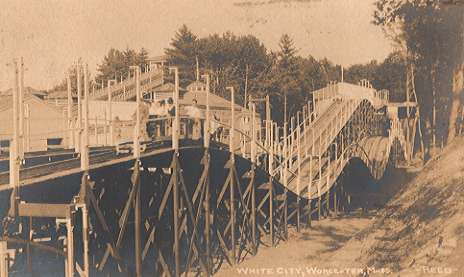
[[269, 123, 274, 174], [19, 57, 24, 160], [10, 60, 20, 190], [202, 74, 210, 148], [67, 70, 73, 148], [107, 80, 115, 146], [66, 217, 74, 277], [25, 104, 30, 152], [251, 101, 257, 164], [81, 64, 89, 171], [76, 62, 82, 154], [227, 87, 235, 155], [81, 204, 89, 277], [0, 240, 7, 277], [132, 66, 141, 159], [169, 67, 180, 151]]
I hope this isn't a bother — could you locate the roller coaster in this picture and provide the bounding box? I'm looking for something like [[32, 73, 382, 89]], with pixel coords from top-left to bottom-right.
[[0, 64, 416, 277]]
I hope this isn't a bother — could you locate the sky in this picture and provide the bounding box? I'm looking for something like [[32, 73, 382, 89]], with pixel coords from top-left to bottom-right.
[[0, 0, 394, 91]]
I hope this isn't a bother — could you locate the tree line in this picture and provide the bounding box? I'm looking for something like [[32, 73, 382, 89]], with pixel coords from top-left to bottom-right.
[[374, 0, 464, 154], [163, 25, 408, 124]]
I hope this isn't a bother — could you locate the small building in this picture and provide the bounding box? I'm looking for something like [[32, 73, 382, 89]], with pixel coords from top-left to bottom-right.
[[0, 94, 67, 152], [147, 55, 168, 69]]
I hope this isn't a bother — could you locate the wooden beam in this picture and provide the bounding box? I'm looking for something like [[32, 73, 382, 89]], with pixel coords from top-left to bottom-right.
[[18, 203, 72, 218]]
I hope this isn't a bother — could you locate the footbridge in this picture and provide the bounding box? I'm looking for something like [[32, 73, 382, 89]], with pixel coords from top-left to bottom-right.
[[0, 65, 412, 277]]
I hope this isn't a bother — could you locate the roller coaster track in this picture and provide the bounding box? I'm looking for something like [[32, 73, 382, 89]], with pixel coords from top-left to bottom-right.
[[0, 80, 411, 277]]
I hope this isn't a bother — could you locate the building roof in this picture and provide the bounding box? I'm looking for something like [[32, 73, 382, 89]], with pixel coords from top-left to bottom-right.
[[0, 87, 47, 98], [0, 94, 64, 114], [148, 55, 168, 63], [154, 83, 187, 93], [186, 80, 206, 92], [180, 90, 245, 112]]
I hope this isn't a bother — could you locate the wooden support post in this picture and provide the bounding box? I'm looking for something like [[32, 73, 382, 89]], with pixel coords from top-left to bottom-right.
[[9, 60, 20, 218], [76, 62, 82, 153], [203, 74, 211, 148], [19, 58, 24, 160], [170, 67, 180, 151], [134, 160, 142, 277], [251, 101, 257, 164], [204, 150, 211, 275], [308, 130, 314, 227], [172, 156, 180, 277], [81, 64, 90, 171], [250, 101, 257, 253], [79, 174, 90, 277], [132, 66, 141, 159], [250, 164, 257, 254], [283, 122, 288, 238], [107, 80, 115, 146], [230, 157, 236, 264], [326, 189, 330, 218], [67, 70, 73, 148], [66, 215, 75, 277], [26, 217, 32, 274], [334, 185, 338, 218], [0, 240, 7, 277]]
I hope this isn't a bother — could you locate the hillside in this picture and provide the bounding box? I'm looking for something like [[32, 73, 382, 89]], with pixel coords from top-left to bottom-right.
[[217, 137, 464, 277], [324, 137, 464, 276]]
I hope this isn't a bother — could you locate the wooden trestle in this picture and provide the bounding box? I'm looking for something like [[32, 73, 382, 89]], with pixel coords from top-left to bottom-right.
[[0, 63, 408, 276]]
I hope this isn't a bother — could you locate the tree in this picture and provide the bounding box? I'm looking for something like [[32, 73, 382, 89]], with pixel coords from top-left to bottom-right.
[[95, 47, 149, 86], [165, 24, 199, 86], [374, 0, 464, 149]]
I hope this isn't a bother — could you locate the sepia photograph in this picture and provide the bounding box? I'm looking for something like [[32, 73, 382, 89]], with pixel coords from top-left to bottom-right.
[[0, 0, 463, 276]]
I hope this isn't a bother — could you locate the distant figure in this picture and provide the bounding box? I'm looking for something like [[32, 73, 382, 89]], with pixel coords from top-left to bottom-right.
[[148, 100, 166, 138], [186, 99, 202, 140], [165, 98, 175, 136], [131, 100, 150, 141], [211, 113, 223, 142]]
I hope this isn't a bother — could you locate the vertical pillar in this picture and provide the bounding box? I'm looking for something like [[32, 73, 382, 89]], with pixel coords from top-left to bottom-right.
[[107, 80, 114, 146], [67, 70, 73, 148], [308, 129, 315, 227], [227, 86, 236, 263], [66, 215, 75, 277], [203, 74, 210, 148], [9, 60, 20, 217], [268, 123, 274, 246], [204, 150, 211, 275], [170, 67, 180, 151], [172, 159, 180, 277], [134, 161, 142, 277], [250, 101, 257, 164], [0, 240, 7, 277], [334, 185, 338, 217], [76, 62, 82, 153], [250, 101, 257, 253], [133, 66, 141, 159], [81, 64, 90, 171], [19, 58, 24, 160], [81, 203, 89, 277], [26, 217, 32, 274], [283, 122, 288, 237]]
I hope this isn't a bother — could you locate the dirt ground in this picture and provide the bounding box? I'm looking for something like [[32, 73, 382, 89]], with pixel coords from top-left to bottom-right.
[[216, 137, 464, 277]]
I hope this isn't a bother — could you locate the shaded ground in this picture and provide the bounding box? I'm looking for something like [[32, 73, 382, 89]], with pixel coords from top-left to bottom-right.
[[216, 137, 464, 277], [217, 212, 375, 277]]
